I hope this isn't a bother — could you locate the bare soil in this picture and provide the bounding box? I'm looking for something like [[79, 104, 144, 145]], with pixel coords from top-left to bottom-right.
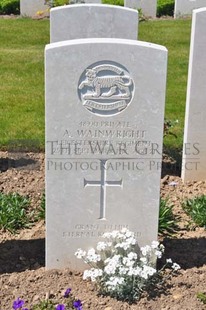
[[0, 151, 206, 310]]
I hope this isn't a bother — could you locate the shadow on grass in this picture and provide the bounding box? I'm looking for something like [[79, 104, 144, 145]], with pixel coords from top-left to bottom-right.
[[0, 238, 45, 274], [162, 236, 206, 269], [162, 146, 182, 178]]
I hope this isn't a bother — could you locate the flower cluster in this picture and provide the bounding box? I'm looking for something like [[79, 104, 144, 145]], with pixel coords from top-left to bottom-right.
[[13, 298, 28, 310], [75, 228, 180, 302], [12, 288, 83, 310]]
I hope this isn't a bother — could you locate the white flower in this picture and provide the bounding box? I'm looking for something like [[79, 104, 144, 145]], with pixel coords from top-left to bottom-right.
[[172, 263, 181, 271], [104, 264, 116, 275], [123, 257, 134, 267], [102, 232, 112, 239], [151, 241, 159, 249], [127, 266, 141, 276], [83, 268, 103, 281], [105, 276, 124, 288], [111, 230, 119, 238], [141, 245, 152, 256], [155, 250, 163, 259], [119, 266, 128, 275], [86, 248, 101, 262], [96, 241, 108, 251], [83, 269, 92, 280], [126, 237, 136, 245], [140, 257, 147, 264], [140, 265, 156, 279], [104, 255, 120, 274], [75, 248, 86, 259], [166, 258, 172, 264], [127, 252, 138, 260], [159, 244, 165, 252]]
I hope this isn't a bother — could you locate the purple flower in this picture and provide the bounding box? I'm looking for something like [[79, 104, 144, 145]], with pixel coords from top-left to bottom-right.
[[56, 305, 65, 310], [64, 287, 72, 298], [73, 299, 83, 310], [12, 298, 25, 309]]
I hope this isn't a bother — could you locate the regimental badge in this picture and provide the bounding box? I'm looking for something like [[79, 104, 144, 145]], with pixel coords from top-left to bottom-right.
[[78, 62, 134, 116]]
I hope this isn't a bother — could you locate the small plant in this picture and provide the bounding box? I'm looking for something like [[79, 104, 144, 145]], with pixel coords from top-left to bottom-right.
[[183, 195, 206, 228], [164, 119, 178, 138], [197, 292, 206, 305], [36, 192, 45, 221], [12, 288, 83, 309], [75, 228, 180, 302], [159, 198, 177, 235], [0, 192, 31, 233]]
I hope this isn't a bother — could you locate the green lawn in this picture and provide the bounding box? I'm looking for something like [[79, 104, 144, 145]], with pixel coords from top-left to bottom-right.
[[0, 18, 192, 150], [0, 18, 49, 149]]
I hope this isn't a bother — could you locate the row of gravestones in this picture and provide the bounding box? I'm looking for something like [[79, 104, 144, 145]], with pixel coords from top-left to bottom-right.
[[20, 0, 206, 19], [45, 5, 206, 270]]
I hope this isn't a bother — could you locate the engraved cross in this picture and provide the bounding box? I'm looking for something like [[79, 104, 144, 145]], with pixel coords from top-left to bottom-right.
[[84, 159, 123, 220]]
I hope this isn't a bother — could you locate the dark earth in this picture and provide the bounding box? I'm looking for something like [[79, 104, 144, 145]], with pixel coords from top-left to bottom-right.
[[0, 151, 206, 310]]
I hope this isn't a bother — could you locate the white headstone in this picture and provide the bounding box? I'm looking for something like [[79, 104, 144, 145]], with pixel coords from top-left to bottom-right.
[[124, 0, 157, 18], [174, 0, 206, 18], [45, 38, 167, 270], [182, 8, 206, 181], [50, 4, 138, 43], [20, 0, 49, 17]]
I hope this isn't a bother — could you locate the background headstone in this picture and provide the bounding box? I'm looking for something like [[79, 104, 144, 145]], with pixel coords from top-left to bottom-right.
[[45, 38, 167, 270], [174, 0, 206, 18], [20, 0, 49, 17], [50, 4, 138, 43], [182, 8, 206, 181], [124, 0, 157, 18]]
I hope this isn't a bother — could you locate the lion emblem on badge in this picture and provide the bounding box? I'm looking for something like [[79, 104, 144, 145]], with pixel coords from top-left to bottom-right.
[[78, 62, 134, 116], [79, 68, 132, 99]]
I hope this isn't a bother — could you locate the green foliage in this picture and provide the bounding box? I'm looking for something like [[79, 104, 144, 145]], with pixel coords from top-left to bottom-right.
[[45, 0, 68, 8], [197, 292, 206, 305], [0, 192, 31, 232], [164, 119, 178, 138], [32, 300, 55, 310], [159, 198, 177, 235], [183, 195, 206, 227], [102, 0, 124, 6], [157, 0, 175, 17], [0, 0, 19, 14], [36, 192, 45, 221]]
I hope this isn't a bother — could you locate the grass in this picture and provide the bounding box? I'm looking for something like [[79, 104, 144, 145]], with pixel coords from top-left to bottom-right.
[[138, 19, 191, 150], [0, 18, 192, 150], [182, 195, 206, 228], [0, 18, 49, 150]]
